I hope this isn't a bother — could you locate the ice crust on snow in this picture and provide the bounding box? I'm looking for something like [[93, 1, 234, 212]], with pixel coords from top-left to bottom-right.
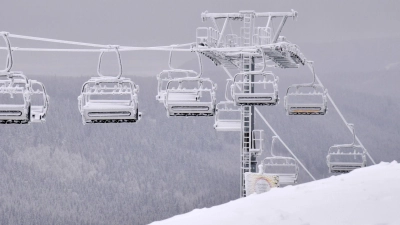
[[151, 161, 400, 225]]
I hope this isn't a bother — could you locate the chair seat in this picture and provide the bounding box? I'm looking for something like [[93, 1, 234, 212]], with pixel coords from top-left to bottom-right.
[[214, 121, 241, 131], [167, 92, 199, 102], [84, 100, 132, 109]]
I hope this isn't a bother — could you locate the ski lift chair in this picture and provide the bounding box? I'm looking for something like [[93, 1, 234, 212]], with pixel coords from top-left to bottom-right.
[[284, 61, 327, 115], [262, 136, 299, 185], [29, 80, 49, 123], [231, 71, 279, 106], [214, 101, 242, 131], [0, 33, 33, 124], [249, 130, 264, 156], [156, 69, 199, 103], [0, 73, 31, 124], [78, 77, 140, 124], [284, 84, 327, 115], [157, 49, 203, 102], [327, 124, 367, 173], [78, 46, 141, 124], [214, 80, 243, 131], [164, 77, 216, 117]]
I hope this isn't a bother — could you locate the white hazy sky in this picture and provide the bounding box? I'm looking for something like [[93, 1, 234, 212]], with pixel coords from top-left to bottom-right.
[[0, 0, 399, 76]]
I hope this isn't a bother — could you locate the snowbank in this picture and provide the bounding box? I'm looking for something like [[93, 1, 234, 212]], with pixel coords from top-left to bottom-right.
[[150, 161, 400, 225]]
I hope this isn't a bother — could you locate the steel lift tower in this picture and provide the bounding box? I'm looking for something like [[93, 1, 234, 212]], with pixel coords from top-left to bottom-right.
[[199, 10, 300, 197]]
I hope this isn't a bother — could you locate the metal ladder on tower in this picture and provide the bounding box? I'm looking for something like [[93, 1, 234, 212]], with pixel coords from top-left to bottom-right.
[[240, 11, 256, 197]]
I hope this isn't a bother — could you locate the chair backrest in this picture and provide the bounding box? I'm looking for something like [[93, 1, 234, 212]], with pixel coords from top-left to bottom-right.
[[80, 77, 138, 105]]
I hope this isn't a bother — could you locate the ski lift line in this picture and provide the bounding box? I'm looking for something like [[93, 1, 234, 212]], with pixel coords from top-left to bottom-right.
[[8, 33, 116, 48], [0, 46, 259, 53], [0, 46, 195, 53], [254, 107, 317, 181], [6, 33, 195, 49], [314, 73, 376, 165], [0, 45, 276, 54], [0, 42, 282, 53]]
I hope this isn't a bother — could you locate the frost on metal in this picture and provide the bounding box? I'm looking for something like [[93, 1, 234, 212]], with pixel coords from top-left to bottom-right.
[[0, 32, 49, 124]]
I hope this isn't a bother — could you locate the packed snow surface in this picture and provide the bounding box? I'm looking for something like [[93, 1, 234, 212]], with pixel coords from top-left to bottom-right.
[[151, 161, 400, 225]]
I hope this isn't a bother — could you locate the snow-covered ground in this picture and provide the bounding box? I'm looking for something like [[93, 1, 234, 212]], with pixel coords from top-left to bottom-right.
[[151, 161, 400, 225]]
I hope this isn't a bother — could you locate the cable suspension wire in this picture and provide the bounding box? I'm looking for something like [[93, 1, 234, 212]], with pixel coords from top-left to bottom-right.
[[9, 33, 110, 48], [254, 108, 316, 181], [8, 33, 195, 49], [220, 65, 316, 181], [0, 46, 260, 53], [0, 32, 264, 53], [0, 47, 194, 52], [313, 74, 377, 165], [1, 32, 195, 53]]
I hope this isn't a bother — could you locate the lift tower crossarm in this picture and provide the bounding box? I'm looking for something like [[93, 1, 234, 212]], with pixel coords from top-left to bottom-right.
[[201, 10, 298, 21]]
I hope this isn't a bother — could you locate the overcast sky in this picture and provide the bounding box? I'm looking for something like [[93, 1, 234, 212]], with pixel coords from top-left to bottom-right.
[[0, 0, 399, 76]]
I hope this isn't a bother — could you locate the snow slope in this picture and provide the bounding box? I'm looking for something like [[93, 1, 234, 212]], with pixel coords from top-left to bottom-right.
[[151, 161, 400, 225]]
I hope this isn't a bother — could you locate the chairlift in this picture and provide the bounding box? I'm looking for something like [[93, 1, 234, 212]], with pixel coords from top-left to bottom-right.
[[249, 130, 264, 156], [0, 73, 31, 124], [327, 124, 367, 173], [0, 33, 49, 124], [262, 136, 299, 185], [214, 101, 242, 131], [78, 46, 141, 124], [156, 69, 199, 103], [284, 61, 327, 115], [156, 49, 202, 103], [231, 49, 279, 106], [231, 71, 278, 106], [214, 80, 243, 131], [164, 77, 216, 117]]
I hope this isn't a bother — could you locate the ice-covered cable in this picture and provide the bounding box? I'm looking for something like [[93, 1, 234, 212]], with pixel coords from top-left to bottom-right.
[[7, 33, 194, 49], [0, 46, 262, 53], [255, 108, 316, 181], [0, 46, 194, 52], [314, 74, 376, 165]]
